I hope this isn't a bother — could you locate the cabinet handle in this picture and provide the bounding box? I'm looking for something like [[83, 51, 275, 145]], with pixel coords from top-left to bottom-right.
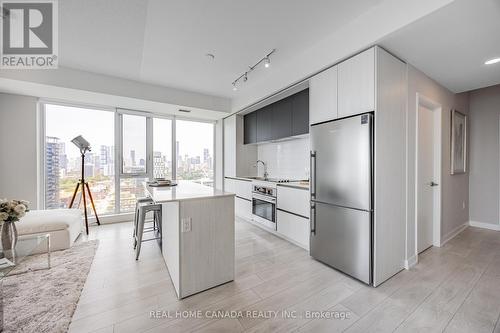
[[310, 202, 316, 235], [310, 151, 316, 199]]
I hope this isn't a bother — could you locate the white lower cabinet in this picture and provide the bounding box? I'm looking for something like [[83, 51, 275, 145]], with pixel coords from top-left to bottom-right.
[[277, 210, 309, 251], [235, 197, 252, 221]]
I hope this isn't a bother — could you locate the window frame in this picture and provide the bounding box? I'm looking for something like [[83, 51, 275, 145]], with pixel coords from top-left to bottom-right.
[[39, 100, 216, 217]]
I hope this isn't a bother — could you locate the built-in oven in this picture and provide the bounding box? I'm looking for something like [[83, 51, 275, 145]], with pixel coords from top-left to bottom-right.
[[252, 185, 277, 230]]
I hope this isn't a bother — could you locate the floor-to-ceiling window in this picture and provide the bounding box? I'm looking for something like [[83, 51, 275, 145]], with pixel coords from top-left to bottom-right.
[[153, 118, 173, 179], [118, 112, 150, 212], [176, 119, 214, 187], [43, 103, 213, 216], [44, 104, 115, 214]]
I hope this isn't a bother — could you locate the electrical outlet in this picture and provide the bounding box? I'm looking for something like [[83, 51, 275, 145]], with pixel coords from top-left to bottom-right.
[[181, 218, 192, 232]]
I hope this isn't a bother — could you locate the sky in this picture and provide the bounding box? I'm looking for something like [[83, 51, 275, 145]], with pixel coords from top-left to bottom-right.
[[45, 104, 214, 160]]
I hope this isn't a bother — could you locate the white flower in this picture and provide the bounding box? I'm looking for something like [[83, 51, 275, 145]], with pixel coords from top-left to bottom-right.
[[14, 204, 26, 214], [0, 212, 8, 221]]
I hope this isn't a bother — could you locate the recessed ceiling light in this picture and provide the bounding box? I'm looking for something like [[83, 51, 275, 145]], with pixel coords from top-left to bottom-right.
[[205, 53, 215, 61], [485, 58, 500, 65]]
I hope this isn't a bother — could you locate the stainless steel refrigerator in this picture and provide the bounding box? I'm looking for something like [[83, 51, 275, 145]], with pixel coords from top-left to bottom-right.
[[310, 113, 373, 285]]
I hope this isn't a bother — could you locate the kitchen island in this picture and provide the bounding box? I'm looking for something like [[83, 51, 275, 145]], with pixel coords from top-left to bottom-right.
[[145, 181, 235, 299]]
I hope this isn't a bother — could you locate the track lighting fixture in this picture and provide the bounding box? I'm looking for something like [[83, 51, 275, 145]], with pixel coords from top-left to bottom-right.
[[264, 57, 270, 68], [231, 49, 276, 90]]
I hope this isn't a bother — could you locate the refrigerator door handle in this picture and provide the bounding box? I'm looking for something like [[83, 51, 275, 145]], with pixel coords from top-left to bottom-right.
[[310, 151, 316, 199], [310, 202, 316, 234]]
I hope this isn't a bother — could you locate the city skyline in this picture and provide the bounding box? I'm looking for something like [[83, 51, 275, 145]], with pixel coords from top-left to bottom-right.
[[45, 136, 213, 213]]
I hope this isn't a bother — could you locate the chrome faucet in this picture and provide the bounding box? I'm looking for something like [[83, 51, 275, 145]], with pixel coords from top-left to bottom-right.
[[255, 160, 269, 180]]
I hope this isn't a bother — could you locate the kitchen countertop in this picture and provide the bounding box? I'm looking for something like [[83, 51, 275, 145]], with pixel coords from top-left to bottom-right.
[[145, 180, 234, 203]]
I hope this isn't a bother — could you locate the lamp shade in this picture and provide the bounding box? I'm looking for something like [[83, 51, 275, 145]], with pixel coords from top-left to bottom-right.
[[71, 135, 91, 151]]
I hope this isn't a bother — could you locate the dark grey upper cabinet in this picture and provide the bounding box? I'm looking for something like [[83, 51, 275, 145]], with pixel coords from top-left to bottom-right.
[[271, 98, 292, 139], [244, 89, 309, 144], [256, 105, 273, 142], [291, 88, 309, 135], [243, 112, 257, 144]]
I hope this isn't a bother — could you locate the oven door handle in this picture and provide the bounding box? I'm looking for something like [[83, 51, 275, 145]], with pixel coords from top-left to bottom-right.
[[252, 193, 276, 203]]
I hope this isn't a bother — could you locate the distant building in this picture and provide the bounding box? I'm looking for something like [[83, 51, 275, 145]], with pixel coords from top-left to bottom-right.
[[45, 136, 61, 209], [130, 150, 136, 166], [153, 151, 166, 179], [100, 145, 114, 176], [84, 163, 95, 178], [203, 148, 209, 163]]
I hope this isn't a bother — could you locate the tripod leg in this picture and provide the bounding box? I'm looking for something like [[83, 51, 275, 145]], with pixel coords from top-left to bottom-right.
[[85, 182, 100, 225], [69, 182, 81, 208], [82, 182, 89, 235]]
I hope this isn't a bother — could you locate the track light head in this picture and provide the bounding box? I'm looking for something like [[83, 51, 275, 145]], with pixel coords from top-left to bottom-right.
[[264, 57, 270, 68], [243, 73, 248, 82], [232, 83, 237, 91]]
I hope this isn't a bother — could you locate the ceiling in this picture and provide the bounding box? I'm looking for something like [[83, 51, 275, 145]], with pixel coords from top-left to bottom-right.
[[59, 0, 383, 99], [380, 0, 500, 93]]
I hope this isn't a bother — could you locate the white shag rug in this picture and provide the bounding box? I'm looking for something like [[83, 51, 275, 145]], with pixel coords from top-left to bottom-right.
[[2, 240, 98, 333]]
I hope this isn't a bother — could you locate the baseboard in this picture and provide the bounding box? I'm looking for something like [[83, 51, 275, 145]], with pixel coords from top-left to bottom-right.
[[404, 255, 417, 270], [441, 222, 469, 246], [469, 220, 500, 231]]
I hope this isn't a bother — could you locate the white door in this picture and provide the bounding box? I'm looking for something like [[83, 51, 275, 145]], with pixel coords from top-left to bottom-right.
[[417, 106, 436, 253]]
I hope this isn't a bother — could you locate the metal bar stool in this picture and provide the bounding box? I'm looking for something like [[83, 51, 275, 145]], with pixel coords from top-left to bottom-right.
[[133, 197, 154, 246], [134, 201, 162, 260]]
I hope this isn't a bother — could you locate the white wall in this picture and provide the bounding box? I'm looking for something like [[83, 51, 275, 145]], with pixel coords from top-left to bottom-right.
[[468, 84, 500, 227], [0, 66, 231, 113], [406, 65, 469, 260], [0, 93, 39, 208], [257, 137, 309, 180]]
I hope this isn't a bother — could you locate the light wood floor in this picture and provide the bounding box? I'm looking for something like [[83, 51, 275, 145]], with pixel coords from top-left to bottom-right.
[[68, 219, 500, 333]]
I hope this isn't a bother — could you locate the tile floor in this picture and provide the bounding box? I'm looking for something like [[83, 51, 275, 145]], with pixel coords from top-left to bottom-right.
[[68, 218, 500, 333]]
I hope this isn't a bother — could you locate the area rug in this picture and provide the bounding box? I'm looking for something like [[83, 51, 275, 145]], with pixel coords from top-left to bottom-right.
[[2, 240, 99, 333]]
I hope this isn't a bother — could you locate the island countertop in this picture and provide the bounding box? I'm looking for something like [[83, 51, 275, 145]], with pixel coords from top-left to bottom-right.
[[145, 180, 235, 203]]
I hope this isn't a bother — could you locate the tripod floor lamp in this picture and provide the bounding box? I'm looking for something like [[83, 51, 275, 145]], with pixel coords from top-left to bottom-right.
[[69, 135, 101, 235]]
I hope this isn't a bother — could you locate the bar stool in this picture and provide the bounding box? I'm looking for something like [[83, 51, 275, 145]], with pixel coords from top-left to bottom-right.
[[133, 197, 154, 244], [134, 202, 162, 260]]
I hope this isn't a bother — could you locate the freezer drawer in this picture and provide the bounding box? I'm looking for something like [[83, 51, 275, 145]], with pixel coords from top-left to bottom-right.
[[310, 202, 372, 284]]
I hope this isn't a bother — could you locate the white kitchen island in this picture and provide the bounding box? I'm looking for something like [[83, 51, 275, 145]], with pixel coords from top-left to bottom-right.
[[145, 181, 235, 299]]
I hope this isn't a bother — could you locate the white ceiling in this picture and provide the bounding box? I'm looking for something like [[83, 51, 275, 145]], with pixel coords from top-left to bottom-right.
[[59, 0, 383, 99], [380, 0, 500, 93]]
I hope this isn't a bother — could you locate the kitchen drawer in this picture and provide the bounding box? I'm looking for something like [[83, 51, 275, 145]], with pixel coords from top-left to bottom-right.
[[235, 197, 252, 220], [277, 186, 310, 218], [224, 177, 252, 200], [277, 210, 309, 250]]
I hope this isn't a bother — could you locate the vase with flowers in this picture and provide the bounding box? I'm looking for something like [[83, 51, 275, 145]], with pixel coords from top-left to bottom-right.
[[0, 199, 29, 261]]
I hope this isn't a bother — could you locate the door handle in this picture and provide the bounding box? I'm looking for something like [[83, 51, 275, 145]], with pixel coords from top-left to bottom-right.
[[429, 181, 439, 187], [310, 202, 316, 235], [310, 151, 316, 199]]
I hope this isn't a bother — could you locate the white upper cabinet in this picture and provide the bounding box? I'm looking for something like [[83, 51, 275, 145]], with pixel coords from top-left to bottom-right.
[[309, 65, 338, 125], [338, 48, 375, 118]]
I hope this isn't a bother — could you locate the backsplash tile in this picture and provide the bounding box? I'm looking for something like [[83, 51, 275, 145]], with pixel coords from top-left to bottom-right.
[[256, 137, 310, 180]]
